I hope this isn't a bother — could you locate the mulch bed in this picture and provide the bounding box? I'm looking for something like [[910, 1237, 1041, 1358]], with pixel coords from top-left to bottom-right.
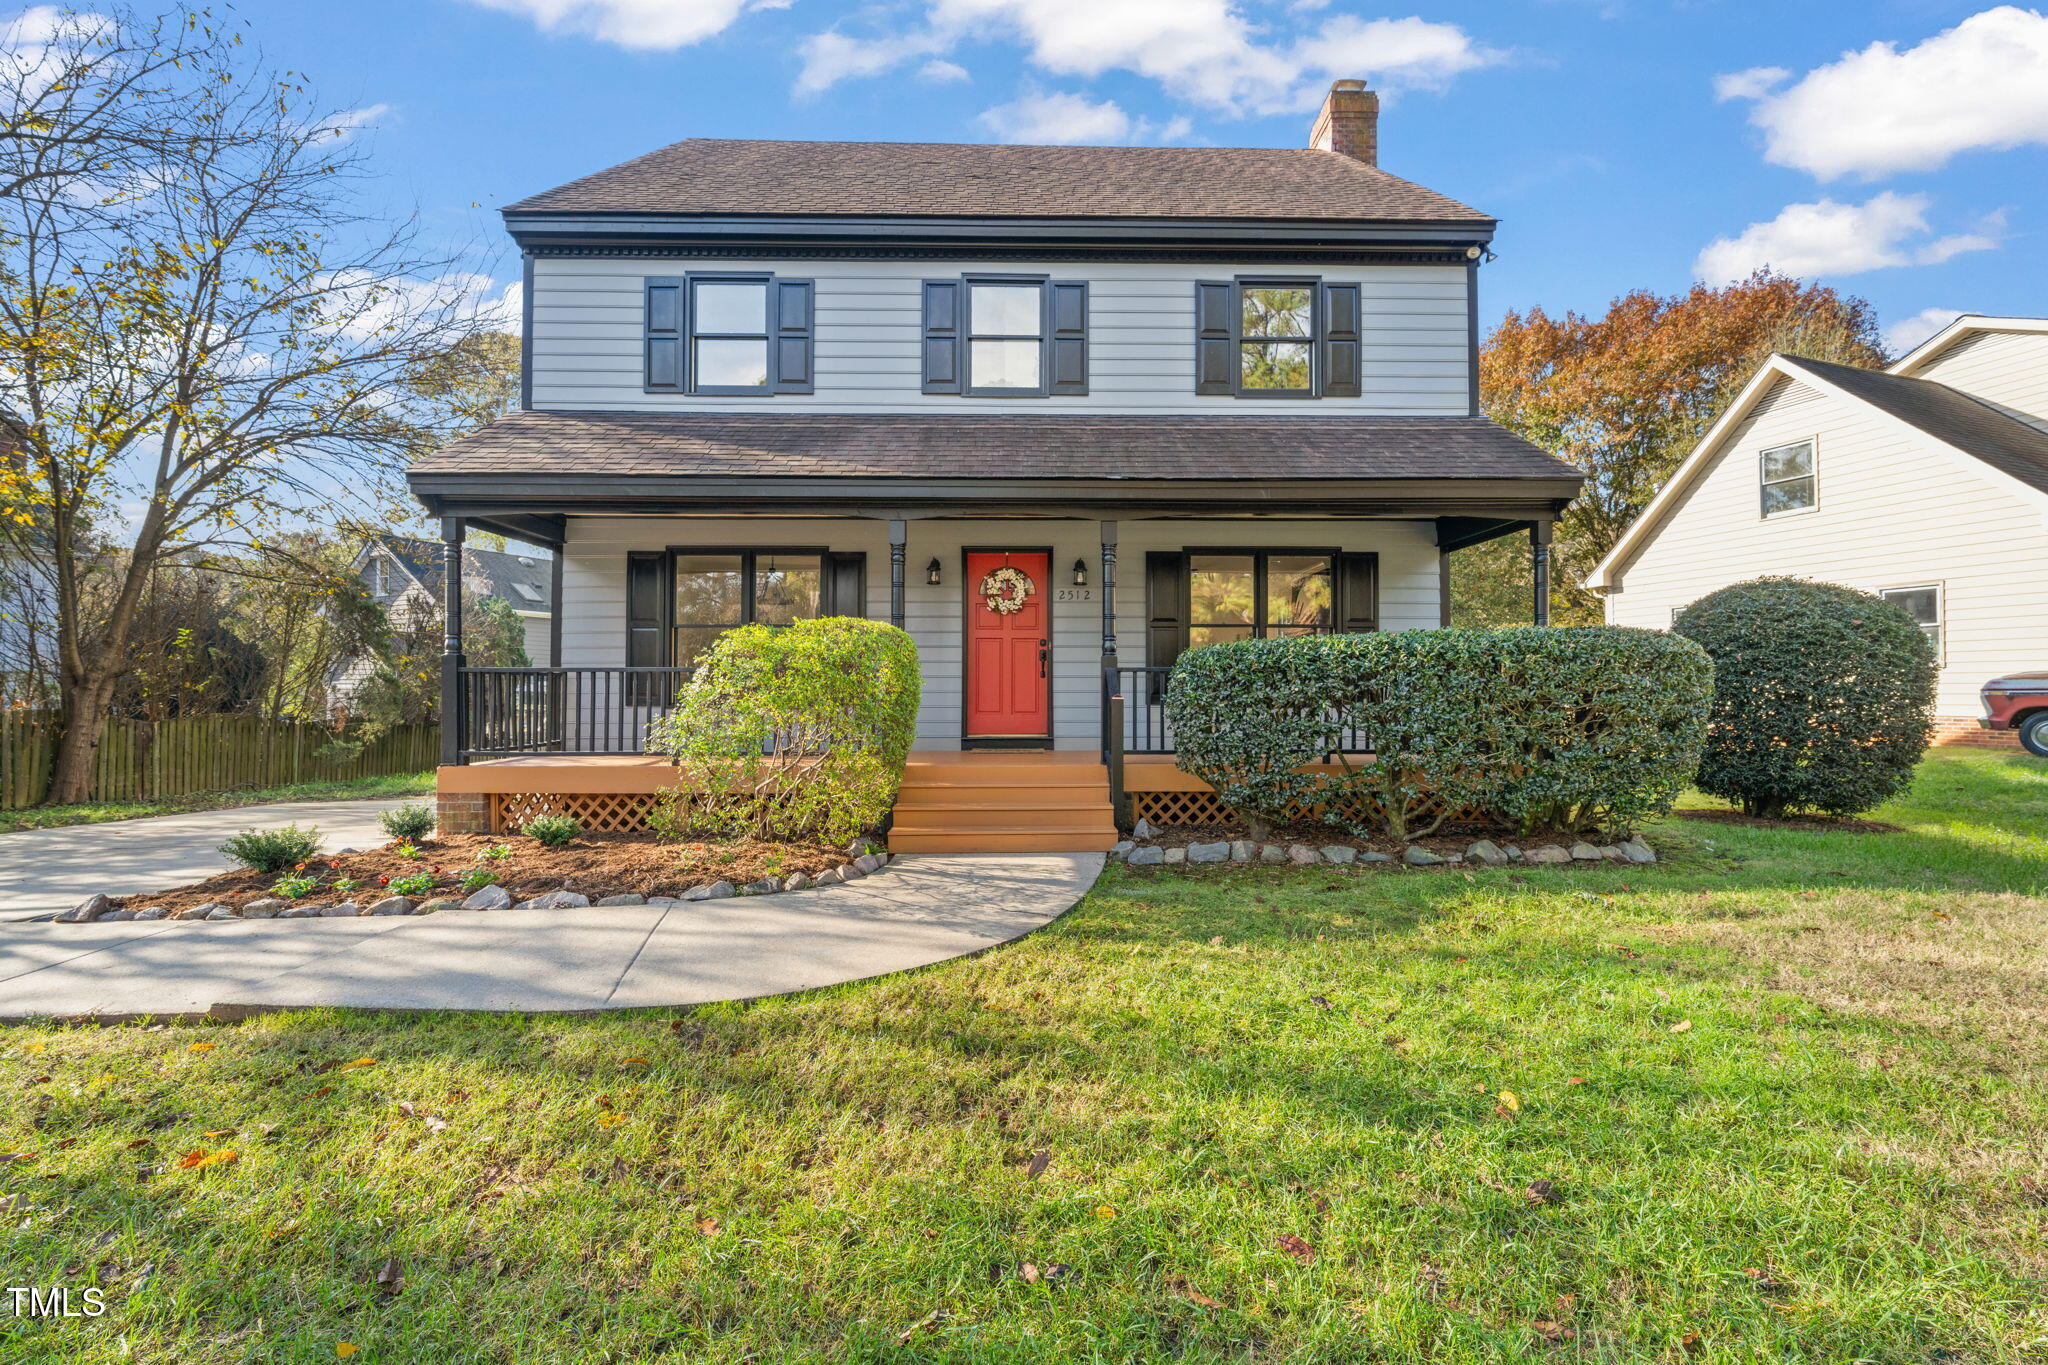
[[1141, 818, 1539, 857], [111, 833, 852, 917], [1675, 809, 1902, 834]]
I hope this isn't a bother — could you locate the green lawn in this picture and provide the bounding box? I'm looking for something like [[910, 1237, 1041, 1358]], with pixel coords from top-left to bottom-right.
[[5, 749, 2046, 1363], [0, 771, 435, 834]]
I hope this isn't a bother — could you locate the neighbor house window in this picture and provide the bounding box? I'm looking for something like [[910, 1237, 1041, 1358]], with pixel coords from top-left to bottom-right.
[[366, 555, 389, 596], [1881, 585, 1942, 659], [1187, 552, 1335, 648], [671, 550, 823, 669], [1760, 439, 1816, 516], [1193, 278, 1362, 399], [643, 274, 814, 396]]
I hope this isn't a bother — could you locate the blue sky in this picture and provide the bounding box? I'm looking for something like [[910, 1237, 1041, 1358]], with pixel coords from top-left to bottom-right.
[[114, 2, 2048, 352]]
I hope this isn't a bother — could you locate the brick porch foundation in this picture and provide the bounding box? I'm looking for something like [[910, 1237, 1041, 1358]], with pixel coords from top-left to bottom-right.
[[437, 791, 491, 835], [1931, 716, 2019, 750]]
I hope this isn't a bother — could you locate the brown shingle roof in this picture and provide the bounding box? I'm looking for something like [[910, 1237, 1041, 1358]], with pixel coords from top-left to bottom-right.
[[1781, 355, 2048, 497], [409, 411, 1575, 484], [504, 138, 1490, 225]]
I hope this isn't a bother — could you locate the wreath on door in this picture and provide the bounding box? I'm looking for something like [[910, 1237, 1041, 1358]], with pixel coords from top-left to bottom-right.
[[979, 564, 1035, 615]]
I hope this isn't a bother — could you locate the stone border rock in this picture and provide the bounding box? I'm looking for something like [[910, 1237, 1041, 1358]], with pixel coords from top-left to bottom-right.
[[52, 841, 900, 925], [1108, 834, 1657, 870]]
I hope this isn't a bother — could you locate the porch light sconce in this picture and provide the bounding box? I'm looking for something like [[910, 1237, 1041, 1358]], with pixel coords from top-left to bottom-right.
[[1072, 558, 1088, 586], [925, 557, 943, 586]]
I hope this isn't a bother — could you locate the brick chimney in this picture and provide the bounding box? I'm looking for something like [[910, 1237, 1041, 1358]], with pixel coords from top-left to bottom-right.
[[1309, 79, 1378, 165]]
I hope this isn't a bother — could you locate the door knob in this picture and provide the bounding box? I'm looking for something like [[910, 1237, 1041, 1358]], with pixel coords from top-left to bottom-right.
[[1038, 639, 1049, 677]]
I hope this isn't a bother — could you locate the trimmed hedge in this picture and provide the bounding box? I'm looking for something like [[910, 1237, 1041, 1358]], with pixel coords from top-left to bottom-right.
[[1672, 577, 1935, 818], [647, 617, 921, 845], [1166, 628, 1713, 840]]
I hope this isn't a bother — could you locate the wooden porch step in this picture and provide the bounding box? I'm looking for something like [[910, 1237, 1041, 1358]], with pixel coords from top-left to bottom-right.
[[890, 750, 1117, 853]]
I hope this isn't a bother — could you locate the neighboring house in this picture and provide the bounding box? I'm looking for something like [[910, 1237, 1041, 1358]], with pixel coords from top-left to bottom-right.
[[408, 82, 1583, 847], [1590, 315, 2048, 748], [335, 536, 556, 700]]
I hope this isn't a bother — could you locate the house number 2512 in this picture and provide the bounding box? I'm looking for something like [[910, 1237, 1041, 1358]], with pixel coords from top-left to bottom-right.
[[1055, 588, 1092, 602]]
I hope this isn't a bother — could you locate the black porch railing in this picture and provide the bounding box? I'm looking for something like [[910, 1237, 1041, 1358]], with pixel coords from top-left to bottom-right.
[[458, 666, 690, 758], [1106, 663, 1372, 757]]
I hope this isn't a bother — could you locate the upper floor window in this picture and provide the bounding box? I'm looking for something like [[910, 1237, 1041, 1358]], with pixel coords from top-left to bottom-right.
[[1760, 439, 1816, 516], [644, 273, 814, 396], [365, 554, 389, 596], [921, 275, 1089, 397], [1195, 278, 1362, 399]]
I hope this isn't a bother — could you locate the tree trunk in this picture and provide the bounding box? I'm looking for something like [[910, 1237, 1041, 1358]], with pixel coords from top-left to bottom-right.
[[43, 675, 115, 804]]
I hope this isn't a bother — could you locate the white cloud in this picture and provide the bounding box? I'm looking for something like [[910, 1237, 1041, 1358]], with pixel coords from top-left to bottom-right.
[[795, 2, 1501, 115], [317, 271, 521, 344], [1711, 65, 1787, 102], [1722, 6, 2048, 179], [1694, 192, 1999, 282], [316, 103, 394, 142], [794, 29, 949, 96], [1884, 306, 1968, 354], [918, 58, 969, 83], [976, 90, 1194, 144], [463, 0, 746, 50]]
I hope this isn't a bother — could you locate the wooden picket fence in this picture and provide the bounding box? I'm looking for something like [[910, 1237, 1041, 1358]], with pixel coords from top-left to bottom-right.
[[0, 709, 439, 809]]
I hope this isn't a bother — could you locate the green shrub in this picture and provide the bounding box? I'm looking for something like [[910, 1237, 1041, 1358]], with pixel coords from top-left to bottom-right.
[[218, 824, 323, 874], [522, 814, 582, 847], [1166, 628, 1712, 840], [647, 617, 920, 845], [1672, 577, 1935, 818], [379, 802, 436, 842]]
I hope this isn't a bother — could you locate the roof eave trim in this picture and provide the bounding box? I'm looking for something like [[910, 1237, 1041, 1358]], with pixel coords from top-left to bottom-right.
[[501, 211, 1495, 250], [1888, 315, 2048, 376]]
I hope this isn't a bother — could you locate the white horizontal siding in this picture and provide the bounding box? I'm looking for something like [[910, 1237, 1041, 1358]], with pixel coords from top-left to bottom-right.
[[1605, 374, 2048, 717], [1910, 329, 2048, 435], [530, 256, 1470, 416], [560, 515, 1443, 750]]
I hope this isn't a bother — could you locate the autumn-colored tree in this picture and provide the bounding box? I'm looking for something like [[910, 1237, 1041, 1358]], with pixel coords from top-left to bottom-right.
[[0, 7, 492, 802], [1470, 271, 1886, 624]]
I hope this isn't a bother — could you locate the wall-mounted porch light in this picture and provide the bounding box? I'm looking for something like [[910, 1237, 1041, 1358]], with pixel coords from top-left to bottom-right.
[[1072, 558, 1088, 586], [926, 557, 943, 586]]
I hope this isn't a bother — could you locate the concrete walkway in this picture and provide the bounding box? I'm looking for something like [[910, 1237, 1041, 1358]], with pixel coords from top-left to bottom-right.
[[0, 853, 1102, 1020], [0, 797, 418, 923]]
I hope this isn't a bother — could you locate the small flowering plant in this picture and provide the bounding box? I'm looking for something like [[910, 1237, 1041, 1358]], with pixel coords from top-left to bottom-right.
[[271, 874, 320, 899], [392, 842, 424, 861], [386, 872, 436, 897], [475, 844, 513, 863], [330, 877, 364, 895], [459, 867, 500, 894]]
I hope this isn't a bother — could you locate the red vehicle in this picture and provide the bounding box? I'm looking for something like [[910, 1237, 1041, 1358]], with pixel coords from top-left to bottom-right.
[[1981, 673, 2048, 755]]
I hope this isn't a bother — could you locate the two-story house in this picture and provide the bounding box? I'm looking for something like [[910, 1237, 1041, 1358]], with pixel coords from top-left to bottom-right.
[[412, 81, 1582, 850]]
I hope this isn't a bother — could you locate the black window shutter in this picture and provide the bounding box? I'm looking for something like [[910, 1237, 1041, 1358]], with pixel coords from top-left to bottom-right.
[[824, 552, 866, 617], [921, 280, 962, 394], [1322, 282, 1362, 398], [626, 551, 668, 667], [1335, 552, 1379, 633], [644, 278, 684, 392], [1194, 282, 1235, 395], [772, 279, 814, 394], [1048, 281, 1089, 396], [1145, 551, 1186, 668]]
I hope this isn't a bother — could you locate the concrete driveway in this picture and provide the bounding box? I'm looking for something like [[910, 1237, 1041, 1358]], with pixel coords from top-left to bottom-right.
[[0, 853, 1102, 1019], [0, 797, 418, 923]]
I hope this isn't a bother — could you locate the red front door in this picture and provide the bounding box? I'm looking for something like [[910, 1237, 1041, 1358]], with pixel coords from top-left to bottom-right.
[[965, 551, 1051, 739]]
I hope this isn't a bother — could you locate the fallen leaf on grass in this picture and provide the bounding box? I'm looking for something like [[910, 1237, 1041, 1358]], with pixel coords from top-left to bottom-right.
[[897, 1310, 948, 1341], [187, 1043, 216, 1053], [374, 1258, 403, 1297], [1274, 1234, 1314, 1264], [124, 1138, 152, 1150], [1531, 1320, 1576, 1343], [1170, 1277, 1224, 1308], [1309, 995, 1333, 1010], [177, 1149, 238, 1171], [337, 1058, 378, 1071], [1095, 1205, 1117, 1219], [622, 1057, 649, 1067], [1524, 1179, 1564, 1206], [1018, 1262, 1040, 1284], [1669, 1020, 1692, 1034], [595, 1113, 627, 1128], [335, 1346, 359, 1360], [1932, 911, 1952, 921], [695, 1216, 720, 1237], [1416, 1264, 1448, 1299], [1566, 1076, 1585, 1085], [1024, 1150, 1050, 1179], [1497, 1091, 1520, 1113]]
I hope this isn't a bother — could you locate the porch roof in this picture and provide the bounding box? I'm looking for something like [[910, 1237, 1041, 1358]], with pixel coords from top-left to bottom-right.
[[410, 410, 1580, 486]]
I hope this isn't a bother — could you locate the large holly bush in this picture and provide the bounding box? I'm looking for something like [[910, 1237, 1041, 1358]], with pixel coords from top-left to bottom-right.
[[1672, 577, 1934, 818], [1166, 628, 1712, 840], [646, 618, 920, 844]]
